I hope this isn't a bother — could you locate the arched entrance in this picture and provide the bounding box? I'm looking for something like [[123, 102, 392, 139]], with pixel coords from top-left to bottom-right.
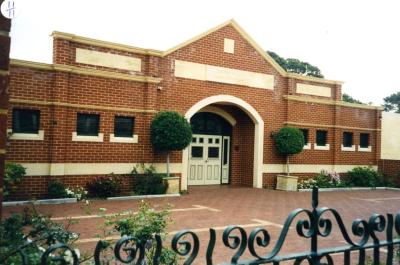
[[188, 112, 232, 185], [182, 95, 264, 189]]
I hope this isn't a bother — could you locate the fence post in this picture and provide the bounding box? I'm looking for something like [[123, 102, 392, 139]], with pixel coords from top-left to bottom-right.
[[311, 187, 319, 264]]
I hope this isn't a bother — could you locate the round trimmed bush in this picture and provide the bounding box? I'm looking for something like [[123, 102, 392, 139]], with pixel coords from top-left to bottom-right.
[[274, 127, 304, 155]]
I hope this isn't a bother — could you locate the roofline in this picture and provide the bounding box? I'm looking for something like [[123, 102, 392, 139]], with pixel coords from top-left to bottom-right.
[[51, 20, 343, 85]]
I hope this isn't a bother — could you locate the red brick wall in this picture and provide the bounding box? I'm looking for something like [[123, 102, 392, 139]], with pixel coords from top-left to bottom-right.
[[6, 23, 382, 198], [378, 159, 400, 186]]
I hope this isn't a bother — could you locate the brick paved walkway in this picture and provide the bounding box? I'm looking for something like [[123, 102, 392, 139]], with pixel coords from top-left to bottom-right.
[[3, 186, 400, 264]]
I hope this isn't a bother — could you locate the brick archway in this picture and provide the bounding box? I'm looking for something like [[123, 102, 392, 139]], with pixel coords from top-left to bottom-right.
[[181, 95, 264, 190]]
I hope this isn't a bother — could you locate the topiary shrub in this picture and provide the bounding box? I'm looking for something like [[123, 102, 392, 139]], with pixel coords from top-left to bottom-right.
[[47, 180, 70, 199], [273, 127, 304, 175], [347, 166, 383, 187], [4, 162, 26, 199], [150, 111, 192, 177], [86, 175, 122, 198]]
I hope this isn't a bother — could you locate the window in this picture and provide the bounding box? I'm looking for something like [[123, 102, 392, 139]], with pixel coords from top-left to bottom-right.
[[300, 129, 309, 144], [316, 130, 327, 146], [114, 116, 134, 137], [360, 133, 370, 148], [342, 132, 353, 147], [12, 109, 40, 133], [77, 113, 99, 136]]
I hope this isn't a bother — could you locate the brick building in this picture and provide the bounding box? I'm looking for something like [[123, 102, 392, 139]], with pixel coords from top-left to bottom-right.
[[6, 20, 383, 199]]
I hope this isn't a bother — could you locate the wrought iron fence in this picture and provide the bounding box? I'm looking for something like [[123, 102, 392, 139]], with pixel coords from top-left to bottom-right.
[[36, 187, 400, 264]]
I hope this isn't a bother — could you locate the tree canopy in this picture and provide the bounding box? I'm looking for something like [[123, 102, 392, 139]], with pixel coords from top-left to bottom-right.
[[342, 93, 364, 104], [383, 92, 400, 113], [267, 51, 324, 78]]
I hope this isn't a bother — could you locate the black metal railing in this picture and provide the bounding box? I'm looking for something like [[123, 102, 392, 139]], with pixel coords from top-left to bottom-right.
[[38, 187, 399, 264]]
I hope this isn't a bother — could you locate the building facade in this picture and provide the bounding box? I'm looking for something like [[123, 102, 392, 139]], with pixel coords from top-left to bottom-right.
[[6, 20, 382, 199]]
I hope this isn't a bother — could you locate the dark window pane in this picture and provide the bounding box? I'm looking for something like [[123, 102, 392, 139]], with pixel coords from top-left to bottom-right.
[[300, 129, 309, 144], [223, 139, 228, 165], [191, 146, 203, 158], [77, 113, 99, 136], [360, 133, 370, 148], [316, 130, 327, 146], [12, 109, 40, 133], [208, 147, 219, 158], [343, 132, 353, 147], [114, 116, 134, 137]]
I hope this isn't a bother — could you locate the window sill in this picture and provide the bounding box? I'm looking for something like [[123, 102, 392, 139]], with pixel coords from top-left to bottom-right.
[[358, 146, 372, 152], [314, 143, 330, 150], [7, 129, 44, 140], [110, 134, 138, 143], [303, 143, 311, 150], [341, 145, 356, 151], [72, 132, 103, 142]]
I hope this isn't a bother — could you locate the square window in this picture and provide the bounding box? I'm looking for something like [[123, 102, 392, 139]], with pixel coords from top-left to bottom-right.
[[300, 129, 309, 144], [360, 133, 370, 148], [343, 132, 353, 147], [316, 130, 327, 146], [12, 109, 40, 133], [114, 116, 134, 137], [77, 113, 100, 136]]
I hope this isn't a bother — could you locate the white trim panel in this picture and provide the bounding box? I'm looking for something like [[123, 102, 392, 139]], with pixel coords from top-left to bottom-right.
[[263, 164, 378, 174], [314, 143, 330, 150], [303, 143, 311, 150], [358, 146, 372, 152], [110, 134, 138, 143], [72, 132, 104, 142], [341, 145, 356, 151], [76, 48, 141, 72], [174, 60, 274, 90], [296, 83, 331, 97], [16, 163, 183, 176], [8, 129, 44, 141]]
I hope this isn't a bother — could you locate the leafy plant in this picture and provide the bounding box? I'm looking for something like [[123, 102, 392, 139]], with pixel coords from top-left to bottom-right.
[[132, 164, 168, 195], [347, 166, 383, 187], [86, 175, 122, 198], [273, 127, 304, 175], [104, 201, 177, 265], [150, 111, 192, 177], [0, 207, 79, 264], [66, 186, 88, 201], [4, 162, 26, 199], [47, 180, 70, 199], [298, 171, 342, 189]]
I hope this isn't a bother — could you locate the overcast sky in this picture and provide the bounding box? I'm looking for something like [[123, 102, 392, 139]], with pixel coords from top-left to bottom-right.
[[7, 0, 400, 105]]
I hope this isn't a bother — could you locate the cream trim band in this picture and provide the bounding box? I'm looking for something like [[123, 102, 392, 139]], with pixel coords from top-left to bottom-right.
[[14, 163, 182, 176], [285, 95, 383, 110], [263, 164, 378, 174], [0, 149, 6, 154], [0, 69, 9, 76], [0, 109, 8, 115], [10, 59, 161, 84], [10, 98, 156, 114], [285, 121, 380, 132]]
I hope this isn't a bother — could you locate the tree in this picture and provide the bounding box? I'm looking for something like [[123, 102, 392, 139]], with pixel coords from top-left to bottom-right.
[[150, 111, 192, 177], [273, 127, 304, 175], [383, 92, 400, 113], [342, 93, 364, 104], [267, 51, 324, 78]]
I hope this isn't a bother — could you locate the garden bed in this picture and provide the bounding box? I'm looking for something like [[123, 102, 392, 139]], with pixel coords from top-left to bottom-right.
[[2, 197, 77, 206], [298, 187, 400, 192]]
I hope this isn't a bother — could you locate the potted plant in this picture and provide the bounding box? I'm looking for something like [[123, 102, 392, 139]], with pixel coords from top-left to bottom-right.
[[273, 127, 304, 191], [150, 111, 192, 191]]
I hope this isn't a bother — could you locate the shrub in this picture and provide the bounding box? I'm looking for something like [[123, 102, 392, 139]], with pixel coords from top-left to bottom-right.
[[4, 162, 26, 198], [86, 175, 122, 198], [66, 186, 88, 201], [347, 166, 383, 187], [107, 201, 177, 265], [47, 180, 70, 199], [298, 171, 341, 189], [132, 164, 168, 195], [273, 127, 304, 175]]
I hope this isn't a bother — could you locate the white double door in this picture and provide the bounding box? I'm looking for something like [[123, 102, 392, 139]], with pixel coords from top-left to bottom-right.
[[188, 134, 230, 185]]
